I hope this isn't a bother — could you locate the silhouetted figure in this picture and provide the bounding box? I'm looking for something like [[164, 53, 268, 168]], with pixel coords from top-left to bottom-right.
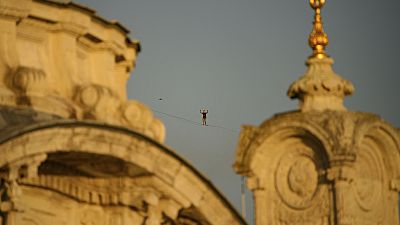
[[200, 109, 208, 126]]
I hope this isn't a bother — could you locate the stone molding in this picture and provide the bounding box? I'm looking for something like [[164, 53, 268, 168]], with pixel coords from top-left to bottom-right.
[[19, 176, 185, 209], [14, 183, 205, 225], [0, 0, 31, 19], [18, 175, 193, 224]]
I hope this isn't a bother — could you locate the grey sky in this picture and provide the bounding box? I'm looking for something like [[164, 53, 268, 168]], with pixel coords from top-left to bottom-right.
[[76, 0, 400, 223]]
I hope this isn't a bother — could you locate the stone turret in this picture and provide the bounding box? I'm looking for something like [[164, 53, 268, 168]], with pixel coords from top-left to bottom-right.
[[234, 1, 400, 225]]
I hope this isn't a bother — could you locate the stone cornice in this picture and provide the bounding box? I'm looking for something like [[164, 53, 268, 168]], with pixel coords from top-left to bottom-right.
[[19, 175, 185, 207], [29, 0, 141, 52], [32, 0, 130, 35], [0, 0, 31, 19]]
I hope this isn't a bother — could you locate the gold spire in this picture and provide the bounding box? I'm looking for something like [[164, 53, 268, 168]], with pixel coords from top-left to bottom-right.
[[308, 0, 329, 59]]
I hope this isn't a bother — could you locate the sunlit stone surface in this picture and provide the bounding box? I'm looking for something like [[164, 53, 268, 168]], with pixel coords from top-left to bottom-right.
[[0, 1, 246, 225]]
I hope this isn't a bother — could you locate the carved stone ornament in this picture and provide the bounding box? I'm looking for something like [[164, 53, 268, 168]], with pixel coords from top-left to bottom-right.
[[74, 85, 166, 142], [275, 149, 320, 209], [18, 175, 184, 210], [234, 108, 400, 225], [272, 139, 330, 225], [148, 118, 166, 142], [17, 175, 206, 225], [75, 84, 121, 123], [121, 100, 166, 142], [8, 66, 46, 95], [287, 57, 354, 112]]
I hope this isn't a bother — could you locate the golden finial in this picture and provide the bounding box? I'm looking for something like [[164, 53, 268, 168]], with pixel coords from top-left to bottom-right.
[[308, 0, 329, 59]]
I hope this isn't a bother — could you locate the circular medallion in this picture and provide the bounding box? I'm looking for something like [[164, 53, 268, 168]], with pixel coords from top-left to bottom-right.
[[276, 150, 320, 209], [80, 86, 99, 107]]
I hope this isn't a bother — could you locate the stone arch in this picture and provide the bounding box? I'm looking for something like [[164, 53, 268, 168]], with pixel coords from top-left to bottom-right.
[[236, 116, 332, 178], [0, 120, 245, 225], [234, 115, 333, 225], [354, 121, 400, 179], [344, 120, 400, 224]]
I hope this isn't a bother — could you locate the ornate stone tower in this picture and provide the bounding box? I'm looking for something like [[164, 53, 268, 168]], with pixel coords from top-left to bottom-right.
[[0, 1, 246, 225], [234, 1, 400, 225]]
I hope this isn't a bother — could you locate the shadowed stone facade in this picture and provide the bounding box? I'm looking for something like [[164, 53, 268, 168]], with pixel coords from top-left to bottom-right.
[[0, 1, 246, 225]]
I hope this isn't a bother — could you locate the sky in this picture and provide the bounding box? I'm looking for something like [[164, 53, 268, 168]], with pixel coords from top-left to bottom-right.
[[76, 0, 400, 224]]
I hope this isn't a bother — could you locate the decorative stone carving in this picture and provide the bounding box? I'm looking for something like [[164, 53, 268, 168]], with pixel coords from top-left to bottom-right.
[[4, 66, 78, 118], [8, 66, 46, 96], [235, 110, 400, 225], [287, 158, 317, 200], [74, 86, 166, 142], [8, 154, 47, 180], [19, 176, 166, 207], [0, 123, 245, 225], [0, 154, 48, 223], [122, 100, 153, 129], [121, 100, 165, 141], [75, 84, 121, 124], [276, 151, 319, 209], [0, 12, 20, 107], [0, 179, 12, 218], [274, 142, 330, 225], [148, 118, 166, 143], [287, 57, 354, 112], [18, 175, 201, 225]]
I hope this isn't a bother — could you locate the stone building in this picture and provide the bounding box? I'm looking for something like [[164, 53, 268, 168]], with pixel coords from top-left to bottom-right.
[[1, 0, 399, 225], [234, 1, 400, 225], [0, 0, 246, 225]]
